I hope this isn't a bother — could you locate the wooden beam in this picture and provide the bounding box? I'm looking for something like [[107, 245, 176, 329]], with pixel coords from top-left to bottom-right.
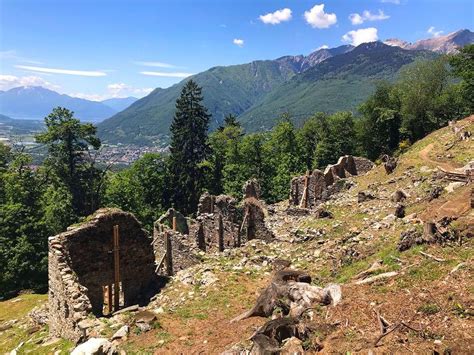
[[165, 232, 173, 276], [107, 284, 113, 314], [218, 213, 224, 252], [113, 225, 120, 311], [172, 216, 177, 232]]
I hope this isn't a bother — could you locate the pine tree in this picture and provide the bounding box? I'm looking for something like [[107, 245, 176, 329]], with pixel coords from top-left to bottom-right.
[[168, 80, 211, 215]]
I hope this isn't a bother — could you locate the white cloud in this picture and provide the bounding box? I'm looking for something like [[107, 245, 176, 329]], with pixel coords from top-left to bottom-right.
[[349, 10, 389, 25], [71, 83, 153, 101], [342, 27, 379, 46], [427, 26, 444, 38], [259, 8, 292, 25], [316, 44, 329, 50], [0, 74, 60, 91], [233, 38, 244, 47], [14, 65, 107, 77], [140, 71, 194, 78], [304, 4, 337, 29], [381, 0, 400, 4], [134, 61, 178, 69]]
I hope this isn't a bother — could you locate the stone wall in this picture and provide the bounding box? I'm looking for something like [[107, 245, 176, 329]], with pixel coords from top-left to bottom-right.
[[152, 224, 200, 275], [48, 208, 159, 342], [290, 170, 327, 208], [290, 155, 374, 208], [243, 197, 275, 242]]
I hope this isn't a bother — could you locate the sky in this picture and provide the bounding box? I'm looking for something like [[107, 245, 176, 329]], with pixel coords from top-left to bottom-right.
[[0, 0, 473, 101]]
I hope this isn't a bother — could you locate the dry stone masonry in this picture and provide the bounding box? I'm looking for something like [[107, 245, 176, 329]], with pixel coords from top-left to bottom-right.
[[290, 155, 374, 208], [48, 208, 160, 342]]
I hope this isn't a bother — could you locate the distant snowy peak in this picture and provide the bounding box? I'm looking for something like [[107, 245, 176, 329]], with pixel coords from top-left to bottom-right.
[[384, 29, 473, 54]]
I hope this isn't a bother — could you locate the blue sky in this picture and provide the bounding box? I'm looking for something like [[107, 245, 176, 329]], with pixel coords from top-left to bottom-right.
[[1, 0, 472, 100]]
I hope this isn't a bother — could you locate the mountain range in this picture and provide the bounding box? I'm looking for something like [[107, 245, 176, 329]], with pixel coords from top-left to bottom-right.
[[98, 29, 472, 145], [384, 29, 474, 54], [0, 87, 137, 123]]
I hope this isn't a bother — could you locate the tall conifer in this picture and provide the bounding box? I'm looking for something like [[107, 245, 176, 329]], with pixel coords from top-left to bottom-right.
[[168, 80, 210, 214]]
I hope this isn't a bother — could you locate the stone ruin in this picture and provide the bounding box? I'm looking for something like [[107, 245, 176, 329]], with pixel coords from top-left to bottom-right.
[[48, 208, 161, 342], [290, 155, 374, 208], [152, 180, 274, 276]]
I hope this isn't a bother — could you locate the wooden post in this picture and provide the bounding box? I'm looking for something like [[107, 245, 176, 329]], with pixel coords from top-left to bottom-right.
[[165, 232, 173, 276], [172, 216, 177, 232], [113, 225, 120, 311], [218, 213, 224, 252], [197, 222, 206, 251], [107, 284, 113, 314]]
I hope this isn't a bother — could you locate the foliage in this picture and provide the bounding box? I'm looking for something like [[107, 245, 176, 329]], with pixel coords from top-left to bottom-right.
[[168, 80, 211, 215], [35, 107, 102, 217], [105, 153, 168, 230], [449, 44, 474, 113]]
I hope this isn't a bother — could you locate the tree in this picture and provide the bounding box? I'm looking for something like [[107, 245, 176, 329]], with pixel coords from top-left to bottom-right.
[[297, 112, 329, 170], [105, 153, 168, 230], [265, 115, 302, 202], [314, 112, 356, 168], [358, 81, 401, 160], [449, 44, 474, 113], [168, 80, 211, 215], [35, 107, 102, 217], [396, 58, 450, 141], [0, 151, 49, 297]]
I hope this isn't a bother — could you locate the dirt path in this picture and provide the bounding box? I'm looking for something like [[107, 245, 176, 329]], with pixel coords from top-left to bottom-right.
[[419, 143, 459, 171]]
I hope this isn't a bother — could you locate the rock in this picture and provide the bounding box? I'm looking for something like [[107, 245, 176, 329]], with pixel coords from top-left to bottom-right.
[[445, 182, 464, 193], [358, 191, 375, 203], [111, 325, 129, 340], [135, 310, 156, 324], [136, 322, 152, 332], [176, 270, 194, 285], [382, 155, 397, 174], [391, 190, 408, 202], [71, 338, 117, 355], [395, 204, 405, 218], [200, 271, 218, 286], [397, 228, 424, 251], [280, 337, 304, 354]]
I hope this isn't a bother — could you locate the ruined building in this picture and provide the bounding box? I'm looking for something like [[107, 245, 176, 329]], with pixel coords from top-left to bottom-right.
[[48, 208, 160, 342], [290, 155, 374, 208]]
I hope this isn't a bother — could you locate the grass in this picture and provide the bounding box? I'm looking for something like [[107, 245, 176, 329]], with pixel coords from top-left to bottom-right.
[[0, 294, 74, 354]]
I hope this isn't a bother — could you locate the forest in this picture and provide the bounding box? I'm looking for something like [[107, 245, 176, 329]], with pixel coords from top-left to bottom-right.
[[0, 45, 472, 298]]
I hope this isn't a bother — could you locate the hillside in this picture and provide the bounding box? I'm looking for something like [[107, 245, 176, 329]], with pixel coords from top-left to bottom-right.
[[0, 113, 43, 135], [98, 43, 436, 144], [97, 46, 354, 145], [1, 116, 472, 354], [239, 42, 436, 130], [0, 87, 117, 123]]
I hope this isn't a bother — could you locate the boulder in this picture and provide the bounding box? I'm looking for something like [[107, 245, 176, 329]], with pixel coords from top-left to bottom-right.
[[71, 338, 116, 355]]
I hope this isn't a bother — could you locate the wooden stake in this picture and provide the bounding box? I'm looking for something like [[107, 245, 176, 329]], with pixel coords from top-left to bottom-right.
[[299, 171, 310, 208], [165, 232, 173, 276], [218, 213, 224, 252], [113, 225, 120, 311], [172, 216, 177, 232], [107, 284, 113, 314]]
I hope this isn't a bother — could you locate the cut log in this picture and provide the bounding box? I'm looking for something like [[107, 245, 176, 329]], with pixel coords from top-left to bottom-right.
[[354, 271, 398, 285]]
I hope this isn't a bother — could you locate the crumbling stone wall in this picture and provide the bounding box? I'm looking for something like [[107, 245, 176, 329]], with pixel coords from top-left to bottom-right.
[[152, 224, 200, 275], [243, 197, 275, 242], [48, 208, 159, 342], [290, 170, 327, 208], [195, 193, 240, 251], [290, 155, 374, 208], [243, 178, 261, 199]]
